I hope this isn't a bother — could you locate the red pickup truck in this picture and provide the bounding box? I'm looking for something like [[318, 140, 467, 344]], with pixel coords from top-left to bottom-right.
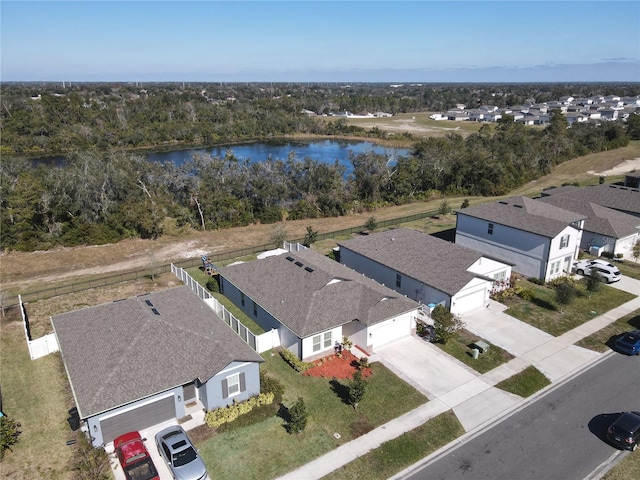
[[114, 431, 160, 480]]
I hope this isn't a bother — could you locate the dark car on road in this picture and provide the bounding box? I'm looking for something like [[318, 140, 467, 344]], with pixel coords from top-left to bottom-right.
[[614, 330, 640, 355], [606, 411, 640, 451]]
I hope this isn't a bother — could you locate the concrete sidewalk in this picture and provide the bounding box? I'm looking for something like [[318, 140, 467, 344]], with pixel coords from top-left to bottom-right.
[[277, 283, 639, 480]]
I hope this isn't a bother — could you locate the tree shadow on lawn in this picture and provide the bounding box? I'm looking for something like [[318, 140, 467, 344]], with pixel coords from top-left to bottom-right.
[[530, 296, 558, 311], [628, 314, 640, 329], [329, 379, 351, 406]]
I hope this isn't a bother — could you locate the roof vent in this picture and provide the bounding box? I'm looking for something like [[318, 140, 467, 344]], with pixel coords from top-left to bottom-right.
[[151, 308, 160, 315], [295, 261, 303, 267], [304, 267, 314, 273], [498, 201, 508, 205], [286, 256, 294, 262], [513, 204, 523, 208], [145, 300, 154, 307]]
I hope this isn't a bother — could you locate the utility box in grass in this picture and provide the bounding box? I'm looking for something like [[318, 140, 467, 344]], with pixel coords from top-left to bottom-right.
[[473, 340, 490, 354]]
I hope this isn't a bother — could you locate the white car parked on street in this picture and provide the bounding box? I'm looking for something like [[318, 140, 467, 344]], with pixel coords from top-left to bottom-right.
[[573, 259, 622, 283]]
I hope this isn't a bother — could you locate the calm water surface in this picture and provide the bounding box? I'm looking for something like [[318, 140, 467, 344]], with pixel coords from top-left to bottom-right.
[[32, 140, 410, 175]]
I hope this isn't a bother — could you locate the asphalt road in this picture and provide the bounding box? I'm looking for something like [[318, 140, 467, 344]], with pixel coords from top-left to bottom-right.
[[403, 352, 639, 480]]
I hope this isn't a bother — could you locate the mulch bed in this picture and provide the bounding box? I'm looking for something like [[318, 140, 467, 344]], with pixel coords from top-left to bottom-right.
[[303, 351, 373, 380]]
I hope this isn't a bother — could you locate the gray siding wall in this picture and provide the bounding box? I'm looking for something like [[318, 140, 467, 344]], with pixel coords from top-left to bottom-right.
[[340, 248, 451, 308], [455, 214, 550, 279], [204, 361, 261, 410]]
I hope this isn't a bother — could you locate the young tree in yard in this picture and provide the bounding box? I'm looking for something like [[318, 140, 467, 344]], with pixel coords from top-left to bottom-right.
[[348, 370, 367, 409], [270, 224, 287, 248], [585, 271, 602, 294], [431, 305, 465, 344], [287, 397, 308, 434], [303, 226, 318, 247], [0, 415, 21, 459], [438, 199, 451, 215], [632, 240, 640, 263], [555, 280, 576, 310]]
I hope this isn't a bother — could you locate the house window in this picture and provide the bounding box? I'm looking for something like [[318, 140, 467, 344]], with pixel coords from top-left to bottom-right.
[[396, 273, 402, 288], [323, 331, 332, 348], [493, 271, 506, 281], [241, 292, 245, 306], [227, 373, 240, 397], [222, 372, 246, 399], [312, 334, 321, 352], [550, 260, 561, 275], [488, 223, 494, 235], [253, 301, 257, 317], [560, 234, 570, 249]]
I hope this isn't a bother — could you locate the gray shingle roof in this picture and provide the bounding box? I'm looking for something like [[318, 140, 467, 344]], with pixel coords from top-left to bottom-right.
[[51, 286, 263, 419], [538, 196, 640, 239], [540, 184, 640, 216], [456, 196, 586, 238], [337, 228, 484, 296], [219, 249, 419, 338]]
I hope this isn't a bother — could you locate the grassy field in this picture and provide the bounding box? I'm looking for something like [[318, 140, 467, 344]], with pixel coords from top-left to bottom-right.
[[501, 279, 636, 337], [198, 350, 427, 479]]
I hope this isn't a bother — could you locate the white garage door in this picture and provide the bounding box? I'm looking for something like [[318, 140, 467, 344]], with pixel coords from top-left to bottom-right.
[[369, 316, 411, 349], [100, 395, 175, 444], [453, 288, 487, 314]]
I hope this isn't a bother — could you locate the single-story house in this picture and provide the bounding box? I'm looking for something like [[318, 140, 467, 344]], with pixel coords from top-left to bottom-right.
[[337, 228, 512, 316], [538, 196, 640, 258], [455, 196, 585, 281], [540, 184, 640, 218], [218, 249, 420, 360], [52, 286, 264, 447]]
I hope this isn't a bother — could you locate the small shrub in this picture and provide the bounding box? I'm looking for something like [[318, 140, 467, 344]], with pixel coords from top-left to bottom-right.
[[528, 277, 546, 285], [365, 216, 378, 231], [260, 370, 284, 404], [438, 199, 451, 216], [279, 348, 312, 373], [0, 415, 21, 459], [206, 277, 219, 292], [357, 356, 369, 370], [348, 370, 367, 409], [601, 251, 615, 259], [432, 305, 465, 344], [460, 198, 470, 209], [287, 397, 308, 434], [514, 285, 533, 301], [555, 280, 576, 306], [586, 271, 602, 293], [205, 392, 275, 428]]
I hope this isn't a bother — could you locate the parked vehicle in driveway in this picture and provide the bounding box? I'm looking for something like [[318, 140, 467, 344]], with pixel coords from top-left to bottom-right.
[[114, 431, 160, 480], [155, 425, 208, 480], [614, 330, 640, 355], [606, 411, 640, 451], [573, 259, 621, 283]]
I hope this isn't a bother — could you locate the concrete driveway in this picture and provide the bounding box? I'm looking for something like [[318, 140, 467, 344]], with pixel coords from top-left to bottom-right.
[[375, 336, 522, 431]]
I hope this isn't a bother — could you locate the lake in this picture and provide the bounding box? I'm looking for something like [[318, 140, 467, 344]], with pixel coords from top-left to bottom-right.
[[33, 140, 410, 174], [145, 139, 410, 172]]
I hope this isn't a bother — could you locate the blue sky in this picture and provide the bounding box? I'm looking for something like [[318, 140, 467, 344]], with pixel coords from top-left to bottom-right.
[[2, 1, 639, 82]]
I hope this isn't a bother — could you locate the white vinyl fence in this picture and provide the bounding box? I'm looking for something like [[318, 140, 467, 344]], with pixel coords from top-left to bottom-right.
[[171, 264, 279, 353], [19, 295, 59, 360]]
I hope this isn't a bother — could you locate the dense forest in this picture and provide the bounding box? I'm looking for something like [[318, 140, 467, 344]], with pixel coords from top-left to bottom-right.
[[1, 82, 639, 251]]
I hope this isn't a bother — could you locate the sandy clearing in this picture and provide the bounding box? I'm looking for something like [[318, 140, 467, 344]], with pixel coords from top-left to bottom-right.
[[587, 157, 640, 176]]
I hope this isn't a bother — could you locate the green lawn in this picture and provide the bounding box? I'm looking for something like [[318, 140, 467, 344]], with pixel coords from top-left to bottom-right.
[[0, 315, 74, 480], [322, 411, 465, 480], [197, 350, 427, 479], [576, 309, 640, 353], [495, 365, 551, 397], [434, 329, 514, 374], [501, 279, 636, 337]]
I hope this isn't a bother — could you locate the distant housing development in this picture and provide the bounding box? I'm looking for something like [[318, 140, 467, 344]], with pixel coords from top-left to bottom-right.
[[428, 94, 640, 125]]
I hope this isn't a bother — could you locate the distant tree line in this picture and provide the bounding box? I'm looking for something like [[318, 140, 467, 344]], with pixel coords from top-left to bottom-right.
[[1, 108, 631, 251], [2, 82, 639, 156]]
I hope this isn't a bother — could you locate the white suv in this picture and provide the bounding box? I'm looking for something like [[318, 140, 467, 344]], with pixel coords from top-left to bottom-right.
[[573, 259, 621, 283]]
